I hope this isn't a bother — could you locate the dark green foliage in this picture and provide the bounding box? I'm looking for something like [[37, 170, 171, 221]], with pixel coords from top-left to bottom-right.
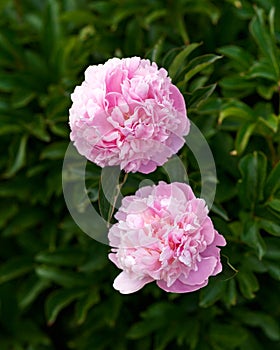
[[0, 0, 280, 349]]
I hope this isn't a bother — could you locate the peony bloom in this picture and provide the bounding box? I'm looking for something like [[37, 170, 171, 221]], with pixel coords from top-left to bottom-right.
[[108, 182, 226, 294], [69, 57, 190, 173]]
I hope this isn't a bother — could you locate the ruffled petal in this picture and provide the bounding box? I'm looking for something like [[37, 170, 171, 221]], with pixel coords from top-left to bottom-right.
[[113, 271, 152, 294], [157, 278, 208, 293]]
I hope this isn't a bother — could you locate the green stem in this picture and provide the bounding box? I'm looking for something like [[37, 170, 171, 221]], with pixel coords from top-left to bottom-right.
[[267, 136, 277, 166], [178, 15, 190, 45], [107, 172, 128, 227], [278, 83, 280, 116]]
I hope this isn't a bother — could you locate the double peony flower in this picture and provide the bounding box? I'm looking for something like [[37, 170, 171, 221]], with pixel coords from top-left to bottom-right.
[[69, 57, 189, 173], [69, 57, 226, 294], [109, 182, 226, 294]]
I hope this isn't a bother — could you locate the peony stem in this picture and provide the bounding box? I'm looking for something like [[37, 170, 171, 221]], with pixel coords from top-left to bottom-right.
[[107, 172, 128, 227]]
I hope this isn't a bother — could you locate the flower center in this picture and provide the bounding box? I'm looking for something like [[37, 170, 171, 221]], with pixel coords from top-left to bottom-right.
[[123, 112, 130, 120]]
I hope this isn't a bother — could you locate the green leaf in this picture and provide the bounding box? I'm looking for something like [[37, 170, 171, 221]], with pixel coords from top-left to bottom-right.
[[249, 8, 279, 79], [265, 261, 280, 280], [35, 248, 86, 267], [49, 122, 68, 138], [124, 19, 143, 56], [40, 141, 68, 160], [0, 257, 34, 284], [177, 319, 199, 349], [185, 1, 220, 24], [199, 279, 226, 307], [217, 45, 254, 71], [22, 114, 50, 142], [42, 0, 61, 63], [219, 100, 255, 125], [0, 0, 11, 14], [177, 13, 189, 44], [0, 284, 20, 334], [169, 42, 202, 79], [35, 266, 90, 288], [143, 9, 167, 27], [147, 36, 164, 63], [239, 310, 280, 341], [24, 50, 50, 86], [3, 134, 28, 178], [198, 97, 222, 114], [0, 201, 17, 229], [266, 198, 280, 213], [257, 114, 278, 133], [264, 160, 280, 198], [219, 76, 255, 97], [210, 324, 248, 348], [188, 84, 216, 110], [223, 279, 237, 306], [211, 203, 229, 221], [235, 122, 256, 155], [46, 288, 85, 325], [127, 320, 162, 339], [79, 249, 108, 272], [154, 324, 179, 350], [0, 30, 22, 66], [247, 58, 278, 82], [0, 123, 21, 136], [183, 54, 222, 83], [238, 152, 267, 210], [127, 302, 172, 339], [264, 237, 280, 260], [0, 73, 18, 91], [257, 83, 276, 100], [102, 294, 122, 326], [12, 89, 36, 109], [15, 320, 51, 346], [258, 218, 280, 236], [237, 270, 259, 299], [60, 10, 95, 27], [18, 274, 50, 309], [241, 219, 266, 259], [243, 255, 267, 273], [2, 206, 46, 237], [110, 6, 143, 30], [75, 290, 100, 325]]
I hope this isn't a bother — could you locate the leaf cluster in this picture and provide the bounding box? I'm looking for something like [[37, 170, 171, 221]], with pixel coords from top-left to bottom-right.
[[0, 0, 280, 349]]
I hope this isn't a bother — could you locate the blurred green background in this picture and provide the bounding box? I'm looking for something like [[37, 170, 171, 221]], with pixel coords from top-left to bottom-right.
[[1, 0, 280, 349]]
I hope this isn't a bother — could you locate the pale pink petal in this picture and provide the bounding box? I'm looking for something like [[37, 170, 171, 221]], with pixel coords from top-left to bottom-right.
[[157, 278, 208, 293], [212, 259, 223, 276], [69, 57, 189, 173], [108, 182, 227, 294], [183, 256, 217, 285], [200, 217, 215, 245], [169, 85, 186, 113], [113, 271, 152, 294]]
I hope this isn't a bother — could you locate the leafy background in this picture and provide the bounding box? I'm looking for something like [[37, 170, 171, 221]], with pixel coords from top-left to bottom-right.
[[1, 0, 280, 349]]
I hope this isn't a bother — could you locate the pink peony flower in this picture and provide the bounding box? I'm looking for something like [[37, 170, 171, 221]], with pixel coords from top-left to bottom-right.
[[108, 182, 226, 294], [69, 57, 190, 173]]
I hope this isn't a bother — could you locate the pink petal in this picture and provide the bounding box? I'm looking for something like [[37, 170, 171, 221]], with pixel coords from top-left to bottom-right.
[[169, 85, 186, 113], [113, 271, 152, 294], [69, 57, 190, 174], [184, 256, 217, 285], [173, 182, 196, 201], [212, 259, 223, 276], [157, 278, 208, 293], [201, 216, 215, 245], [137, 161, 157, 174], [201, 232, 226, 258]]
